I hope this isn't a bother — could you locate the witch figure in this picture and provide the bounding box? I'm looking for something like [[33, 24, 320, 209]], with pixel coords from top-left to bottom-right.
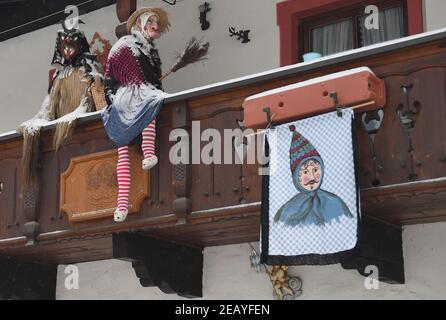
[[102, 6, 209, 223], [18, 21, 104, 184], [101, 7, 171, 222], [274, 125, 354, 227]]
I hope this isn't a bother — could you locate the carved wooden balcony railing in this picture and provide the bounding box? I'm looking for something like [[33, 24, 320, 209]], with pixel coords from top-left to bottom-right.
[[1, 29, 446, 266]]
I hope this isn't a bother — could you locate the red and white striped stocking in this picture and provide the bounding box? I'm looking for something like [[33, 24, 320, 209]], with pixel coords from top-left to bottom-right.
[[141, 119, 156, 159], [116, 120, 156, 212], [116, 145, 131, 212]]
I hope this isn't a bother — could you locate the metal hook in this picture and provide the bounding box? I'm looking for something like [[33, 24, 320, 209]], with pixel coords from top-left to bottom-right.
[[161, 0, 177, 5], [329, 92, 343, 117], [401, 83, 413, 95], [263, 107, 275, 129]]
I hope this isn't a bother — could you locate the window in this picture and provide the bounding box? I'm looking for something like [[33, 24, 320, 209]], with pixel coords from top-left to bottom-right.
[[276, 0, 424, 66], [303, 1, 406, 57]]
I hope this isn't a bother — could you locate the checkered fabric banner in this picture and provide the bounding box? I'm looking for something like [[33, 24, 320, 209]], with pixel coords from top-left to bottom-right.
[[261, 109, 360, 265]]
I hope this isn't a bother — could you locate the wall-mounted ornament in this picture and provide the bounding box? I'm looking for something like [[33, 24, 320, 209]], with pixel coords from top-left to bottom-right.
[[161, 0, 177, 5], [361, 109, 385, 187], [199, 2, 211, 30], [89, 32, 112, 68], [397, 83, 422, 182], [248, 243, 303, 300], [229, 27, 250, 44]]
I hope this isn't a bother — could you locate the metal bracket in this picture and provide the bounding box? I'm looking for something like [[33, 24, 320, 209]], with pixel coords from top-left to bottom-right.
[[161, 0, 177, 5], [229, 27, 250, 44], [329, 92, 343, 117], [263, 107, 275, 129], [113, 233, 203, 298], [401, 83, 413, 94], [199, 2, 211, 31]]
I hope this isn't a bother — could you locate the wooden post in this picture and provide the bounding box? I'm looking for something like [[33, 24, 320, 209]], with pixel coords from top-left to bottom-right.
[[171, 102, 191, 225], [115, 0, 136, 38], [22, 134, 42, 246]]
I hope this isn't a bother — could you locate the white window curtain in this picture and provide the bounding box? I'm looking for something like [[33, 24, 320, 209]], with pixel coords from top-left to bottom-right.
[[358, 6, 405, 47], [311, 19, 354, 56]]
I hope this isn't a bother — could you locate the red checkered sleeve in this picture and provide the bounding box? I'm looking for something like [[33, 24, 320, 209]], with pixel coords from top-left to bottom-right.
[[105, 41, 145, 86]]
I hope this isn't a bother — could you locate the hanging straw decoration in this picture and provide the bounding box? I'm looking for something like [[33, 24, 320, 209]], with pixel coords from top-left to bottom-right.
[[160, 37, 210, 81]]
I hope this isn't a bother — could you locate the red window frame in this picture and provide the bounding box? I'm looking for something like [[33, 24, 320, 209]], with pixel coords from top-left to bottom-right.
[[276, 0, 424, 66]]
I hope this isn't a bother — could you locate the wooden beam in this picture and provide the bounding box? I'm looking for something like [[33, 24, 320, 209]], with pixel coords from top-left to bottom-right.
[[115, 0, 136, 38], [341, 216, 405, 284], [0, 255, 57, 300], [361, 178, 446, 225], [113, 232, 203, 298], [116, 0, 136, 22]]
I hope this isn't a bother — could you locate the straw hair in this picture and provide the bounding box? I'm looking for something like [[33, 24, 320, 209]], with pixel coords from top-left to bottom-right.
[[50, 69, 90, 150], [126, 7, 170, 34]]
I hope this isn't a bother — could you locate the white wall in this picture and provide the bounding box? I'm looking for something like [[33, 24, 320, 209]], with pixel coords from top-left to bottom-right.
[[149, 0, 281, 92], [0, 0, 280, 133], [56, 222, 446, 300], [423, 0, 446, 31]]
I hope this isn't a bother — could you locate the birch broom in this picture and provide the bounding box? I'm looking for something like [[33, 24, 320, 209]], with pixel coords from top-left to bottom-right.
[[160, 37, 210, 81]]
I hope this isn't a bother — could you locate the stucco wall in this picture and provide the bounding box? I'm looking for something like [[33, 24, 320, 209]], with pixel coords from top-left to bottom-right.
[[0, 0, 280, 133], [56, 222, 446, 300], [423, 0, 446, 31]]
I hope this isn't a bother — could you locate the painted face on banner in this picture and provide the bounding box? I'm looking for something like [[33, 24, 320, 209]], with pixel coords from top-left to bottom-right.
[[144, 15, 161, 40], [298, 159, 322, 191]]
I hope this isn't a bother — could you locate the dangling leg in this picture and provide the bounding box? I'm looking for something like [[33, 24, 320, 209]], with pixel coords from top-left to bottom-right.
[[141, 119, 158, 170], [115, 145, 130, 222]]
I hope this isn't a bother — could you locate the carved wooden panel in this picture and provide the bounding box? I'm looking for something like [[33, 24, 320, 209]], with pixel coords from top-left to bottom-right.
[[190, 107, 244, 211], [60, 147, 150, 222], [212, 109, 244, 208], [357, 66, 446, 188]]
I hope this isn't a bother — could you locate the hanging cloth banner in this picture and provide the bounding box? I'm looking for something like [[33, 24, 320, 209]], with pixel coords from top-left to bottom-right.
[[260, 108, 360, 265]]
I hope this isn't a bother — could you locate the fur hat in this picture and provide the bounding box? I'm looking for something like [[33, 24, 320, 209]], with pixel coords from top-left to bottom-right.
[[126, 7, 170, 34]]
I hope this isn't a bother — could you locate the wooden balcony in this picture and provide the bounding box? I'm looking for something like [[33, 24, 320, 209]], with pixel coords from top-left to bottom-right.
[[1, 29, 446, 269]]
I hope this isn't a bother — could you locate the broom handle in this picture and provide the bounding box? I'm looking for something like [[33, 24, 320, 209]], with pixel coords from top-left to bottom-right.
[[160, 70, 173, 81]]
